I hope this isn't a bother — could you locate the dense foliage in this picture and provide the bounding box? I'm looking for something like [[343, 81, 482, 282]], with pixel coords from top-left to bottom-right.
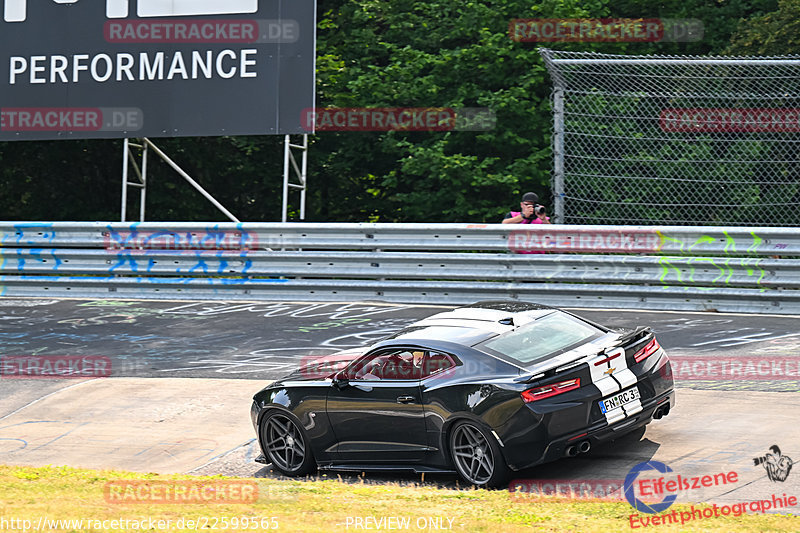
[[0, 0, 791, 222]]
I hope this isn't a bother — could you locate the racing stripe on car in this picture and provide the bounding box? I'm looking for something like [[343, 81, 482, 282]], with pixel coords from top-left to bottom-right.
[[589, 366, 620, 397], [589, 368, 624, 424], [623, 396, 644, 417], [604, 347, 643, 416], [613, 368, 637, 389], [589, 348, 622, 392], [604, 405, 628, 425], [590, 347, 638, 424]]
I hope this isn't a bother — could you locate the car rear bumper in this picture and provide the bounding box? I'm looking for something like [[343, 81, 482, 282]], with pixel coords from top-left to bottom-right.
[[500, 352, 675, 471], [532, 388, 675, 468], [503, 387, 674, 471]]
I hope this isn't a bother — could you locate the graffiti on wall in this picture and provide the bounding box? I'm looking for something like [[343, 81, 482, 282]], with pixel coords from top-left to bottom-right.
[[0, 223, 795, 297]]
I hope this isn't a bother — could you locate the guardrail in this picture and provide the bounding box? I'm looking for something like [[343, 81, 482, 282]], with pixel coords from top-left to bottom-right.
[[1, 221, 798, 314]]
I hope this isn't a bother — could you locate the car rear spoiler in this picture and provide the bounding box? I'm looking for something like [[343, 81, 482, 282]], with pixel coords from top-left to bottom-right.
[[617, 325, 653, 346]]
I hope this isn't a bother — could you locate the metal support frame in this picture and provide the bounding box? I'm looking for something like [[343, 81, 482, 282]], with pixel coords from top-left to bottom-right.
[[120, 138, 240, 223], [282, 134, 309, 222], [120, 138, 148, 222], [121, 135, 311, 223], [552, 89, 565, 224]]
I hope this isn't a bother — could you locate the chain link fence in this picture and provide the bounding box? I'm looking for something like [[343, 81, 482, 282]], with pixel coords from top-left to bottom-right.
[[540, 49, 800, 226]]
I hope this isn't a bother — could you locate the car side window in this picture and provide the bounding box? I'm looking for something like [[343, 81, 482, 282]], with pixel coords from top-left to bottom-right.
[[345, 349, 457, 381], [347, 350, 421, 381], [423, 351, 457, 378]]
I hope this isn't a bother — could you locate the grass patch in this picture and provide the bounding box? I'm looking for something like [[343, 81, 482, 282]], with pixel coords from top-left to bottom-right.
[[0, 465, 798, 532]]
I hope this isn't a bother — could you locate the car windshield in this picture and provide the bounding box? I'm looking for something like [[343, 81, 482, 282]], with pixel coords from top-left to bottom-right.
[[476, 311, 603, 366]]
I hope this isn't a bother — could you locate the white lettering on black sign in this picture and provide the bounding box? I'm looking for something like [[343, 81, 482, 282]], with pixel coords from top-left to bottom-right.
[[9, 49, 257, 84]]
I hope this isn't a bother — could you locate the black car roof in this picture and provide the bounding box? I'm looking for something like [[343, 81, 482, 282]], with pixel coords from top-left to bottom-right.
[[385, 325, 499, 346], [463, 300, 555, 313], [401, 303, 556, 336], [372, 301, 564, 351]]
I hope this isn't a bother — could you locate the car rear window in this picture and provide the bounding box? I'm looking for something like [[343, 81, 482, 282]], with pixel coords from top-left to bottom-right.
[[475, 311, 603, 365]]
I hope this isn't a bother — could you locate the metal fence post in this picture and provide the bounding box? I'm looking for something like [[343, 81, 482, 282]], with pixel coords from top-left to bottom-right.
[[282, 134, 290, 223], [553, 88, 565, 224], [120, 138, 129, 222]]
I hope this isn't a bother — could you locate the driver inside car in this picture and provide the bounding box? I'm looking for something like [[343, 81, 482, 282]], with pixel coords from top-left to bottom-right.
[[380, 351, 424, 379]]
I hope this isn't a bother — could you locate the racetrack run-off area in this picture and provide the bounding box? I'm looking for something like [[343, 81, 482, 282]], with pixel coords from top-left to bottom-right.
[[1, 297, 799, 512]]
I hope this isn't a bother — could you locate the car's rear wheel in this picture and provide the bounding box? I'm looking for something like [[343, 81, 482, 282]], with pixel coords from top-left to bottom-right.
[[260, 411, 316, 476], [449, 421, 509, 488]]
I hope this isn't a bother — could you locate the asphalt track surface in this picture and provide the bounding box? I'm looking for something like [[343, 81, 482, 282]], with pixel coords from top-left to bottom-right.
[[1, 297, 799, 512]]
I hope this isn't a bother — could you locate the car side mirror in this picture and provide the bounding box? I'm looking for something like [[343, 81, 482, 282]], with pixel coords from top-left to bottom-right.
[[332, 372, 351, 390]]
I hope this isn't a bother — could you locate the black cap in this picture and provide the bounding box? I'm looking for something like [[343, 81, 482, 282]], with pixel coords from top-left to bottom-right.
[[521, 192, 538, 203]]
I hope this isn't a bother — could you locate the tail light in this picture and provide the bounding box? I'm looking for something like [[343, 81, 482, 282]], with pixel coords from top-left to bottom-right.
[[521, 378, 580, 403], [633, 338, 661, 363]]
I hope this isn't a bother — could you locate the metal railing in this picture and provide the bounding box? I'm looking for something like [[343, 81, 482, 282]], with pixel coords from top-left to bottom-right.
[[1, 222, 798, 314]]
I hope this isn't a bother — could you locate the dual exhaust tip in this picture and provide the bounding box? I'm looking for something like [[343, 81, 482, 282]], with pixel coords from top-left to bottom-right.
[[565, 440, 591, 457], [653, 403, 671, 420], [565, 403, 671, 457]]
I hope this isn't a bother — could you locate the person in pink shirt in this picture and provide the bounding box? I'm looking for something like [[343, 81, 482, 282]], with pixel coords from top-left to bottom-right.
[[502, 192, 550, 254], [502, 192, 551, 225]]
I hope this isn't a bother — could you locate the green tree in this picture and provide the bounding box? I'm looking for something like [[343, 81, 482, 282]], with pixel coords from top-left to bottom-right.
[[0, 0, 787, 222], [309, 0, 605, 223], [727, 0, 800, 54]]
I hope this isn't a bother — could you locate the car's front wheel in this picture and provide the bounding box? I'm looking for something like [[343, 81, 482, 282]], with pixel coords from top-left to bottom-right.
[[449, 421, 509, 488], [260, 411, 316, 476]]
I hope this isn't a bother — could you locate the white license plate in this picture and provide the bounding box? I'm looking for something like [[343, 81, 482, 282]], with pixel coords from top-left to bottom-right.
[[599, 387, 640, 414]]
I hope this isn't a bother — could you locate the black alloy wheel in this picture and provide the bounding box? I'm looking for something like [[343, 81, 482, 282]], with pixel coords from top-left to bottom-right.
[[261, 411, 315, 476]]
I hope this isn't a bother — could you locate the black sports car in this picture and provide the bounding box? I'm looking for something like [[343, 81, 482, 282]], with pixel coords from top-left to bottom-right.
[[250, 301, 674, 487]]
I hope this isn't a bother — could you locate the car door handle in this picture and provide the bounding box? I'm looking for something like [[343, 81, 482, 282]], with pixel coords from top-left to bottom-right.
[[396, 395, 416, 404]]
